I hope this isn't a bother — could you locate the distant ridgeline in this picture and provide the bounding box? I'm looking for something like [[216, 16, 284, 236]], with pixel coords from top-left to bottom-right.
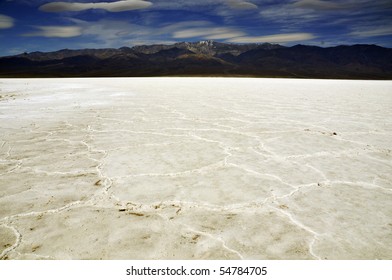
[[1, 41, 391, 79]]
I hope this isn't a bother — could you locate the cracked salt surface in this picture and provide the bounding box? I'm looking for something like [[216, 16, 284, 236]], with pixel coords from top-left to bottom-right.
[[0, 78, 391, 260]]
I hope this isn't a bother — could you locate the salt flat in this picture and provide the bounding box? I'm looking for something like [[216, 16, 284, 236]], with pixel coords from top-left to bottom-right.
[[0, 78, 391, 260]]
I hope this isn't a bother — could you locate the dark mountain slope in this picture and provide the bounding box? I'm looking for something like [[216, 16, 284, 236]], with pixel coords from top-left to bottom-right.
[[0, 41, 391, 79]]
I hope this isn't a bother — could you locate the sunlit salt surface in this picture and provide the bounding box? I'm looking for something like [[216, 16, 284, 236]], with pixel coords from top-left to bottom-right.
[[0, 78, 391, 260]]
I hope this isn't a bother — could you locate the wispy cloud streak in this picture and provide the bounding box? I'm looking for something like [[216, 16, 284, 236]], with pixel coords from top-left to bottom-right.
[[40, 0, 152, 13], [23, 26, 82, 37], [0, 14, 14, 29], [227, 33, 316, 43]]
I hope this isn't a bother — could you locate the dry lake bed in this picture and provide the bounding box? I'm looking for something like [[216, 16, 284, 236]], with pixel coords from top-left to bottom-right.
[[0, 78, 391, 260]]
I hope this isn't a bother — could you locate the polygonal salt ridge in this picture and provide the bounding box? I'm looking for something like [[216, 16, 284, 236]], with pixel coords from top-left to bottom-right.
[[0, 224, 21, 260], [1, 78, 391, 260]]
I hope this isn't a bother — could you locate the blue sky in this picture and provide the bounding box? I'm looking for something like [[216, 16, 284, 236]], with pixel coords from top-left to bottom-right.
[[0, 0, 391, 56]]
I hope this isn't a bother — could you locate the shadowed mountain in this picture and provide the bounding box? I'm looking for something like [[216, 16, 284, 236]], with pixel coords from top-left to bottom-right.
[[0, 41, 391, 79]]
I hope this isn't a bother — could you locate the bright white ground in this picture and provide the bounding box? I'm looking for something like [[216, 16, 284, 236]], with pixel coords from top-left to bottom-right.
[[0, 78, 391, 260]]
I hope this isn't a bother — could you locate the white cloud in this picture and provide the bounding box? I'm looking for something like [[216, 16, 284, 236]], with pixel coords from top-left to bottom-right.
[[259, 0, 354, 26], [205, 31, 246, 40], [173, 27, 245, 39], [0, 14, 14, 29], [293, 0, 341, 10], [40, 0, 152, 13], [74, 19, 148, 41], [147, 0, 220, 10], [62, 19, 213, 48], [227, 0, 258, 10], [350, 26, 392, 38], [75, 19, 246, 45], [23, 26, 82, 37], [54, 17, 315, 46], [126, 39, 178, 46], [227, 33, 316, 43], [260, 6, 320, 24], [161, 21, 213, 32]]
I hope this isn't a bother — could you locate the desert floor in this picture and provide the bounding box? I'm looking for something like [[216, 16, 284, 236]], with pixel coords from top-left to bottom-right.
[[0, 78, 391, 260]]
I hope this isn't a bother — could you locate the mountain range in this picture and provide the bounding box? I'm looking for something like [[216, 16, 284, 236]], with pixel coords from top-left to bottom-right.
[[1, 41, 391, 79]]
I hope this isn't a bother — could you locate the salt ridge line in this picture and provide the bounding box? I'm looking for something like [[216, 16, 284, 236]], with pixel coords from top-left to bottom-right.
[[0, 78, 391, 259]]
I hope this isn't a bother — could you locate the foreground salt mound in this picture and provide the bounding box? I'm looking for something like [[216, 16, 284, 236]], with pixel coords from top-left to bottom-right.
[[0, 78, 391, 260]]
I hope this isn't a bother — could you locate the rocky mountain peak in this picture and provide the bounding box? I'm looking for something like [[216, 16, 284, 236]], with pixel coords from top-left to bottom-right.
[[1, 42, 391, 79]]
